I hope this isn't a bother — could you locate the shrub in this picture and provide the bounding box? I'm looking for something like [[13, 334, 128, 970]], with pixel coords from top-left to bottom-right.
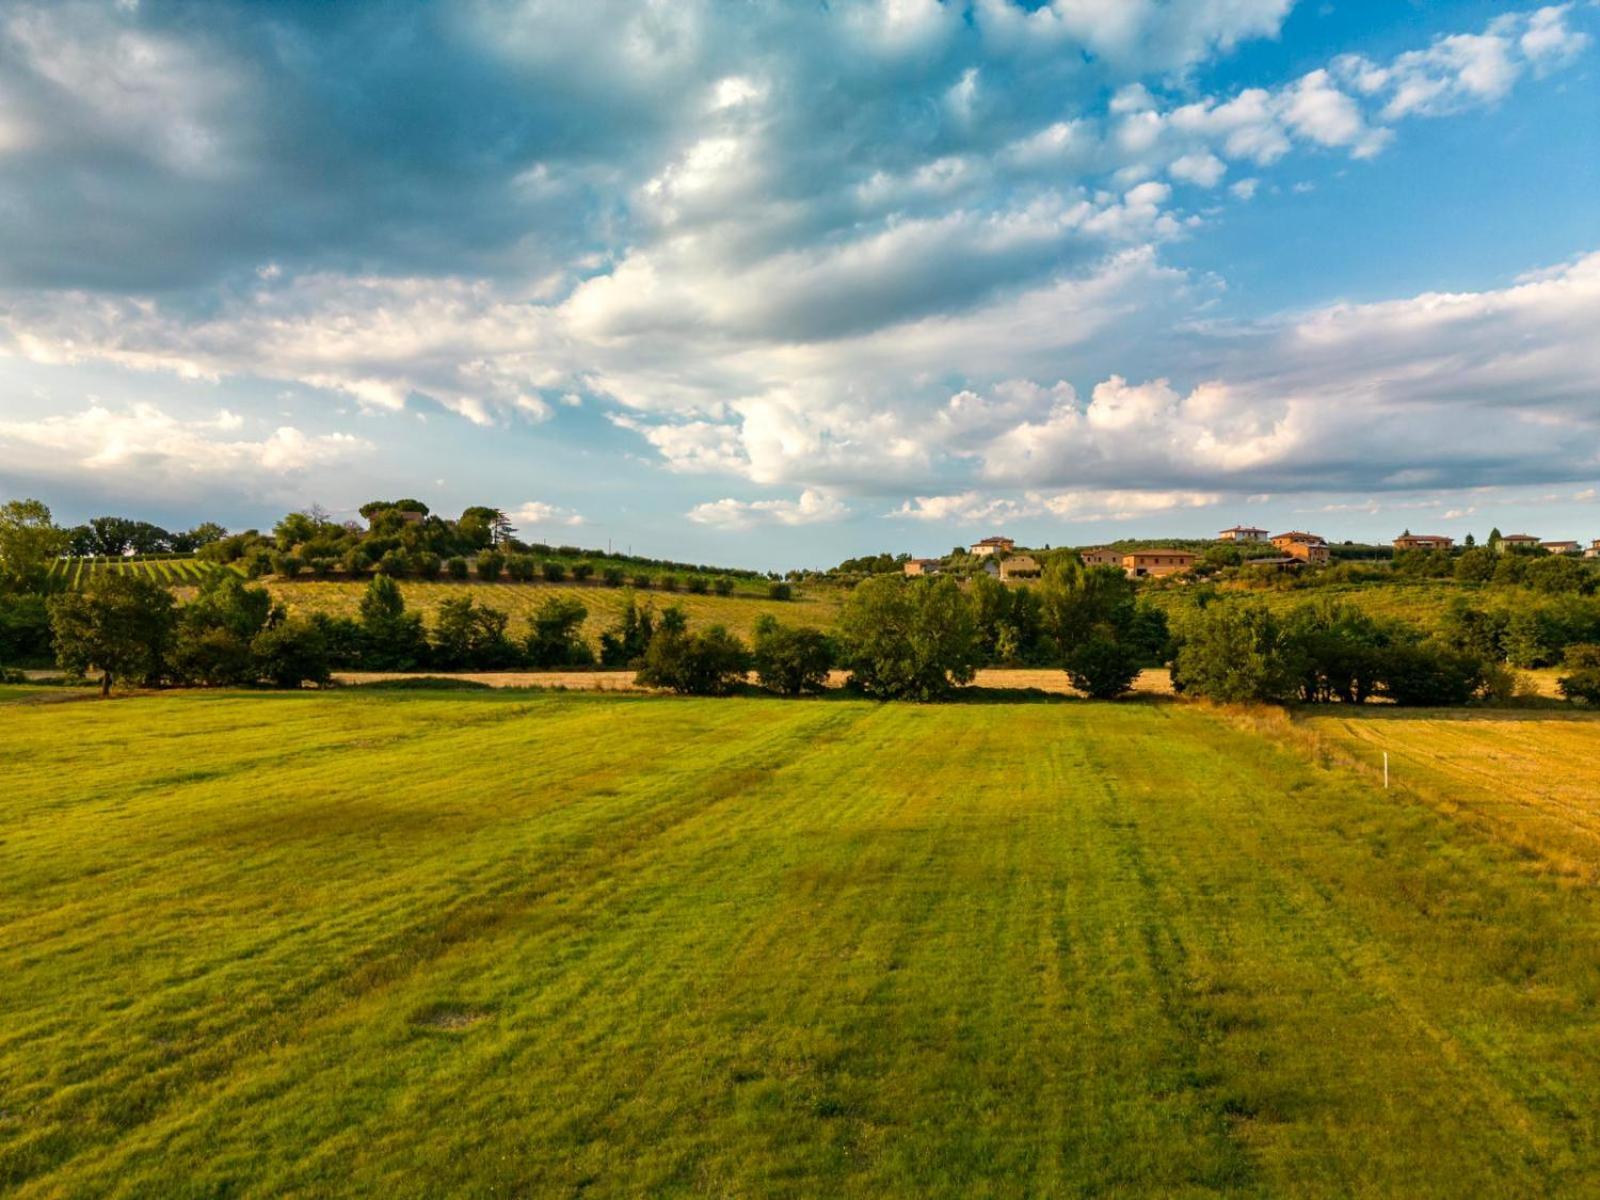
[[686, 575, 710, 595], [1064, 634, 1142, 700], [308, 557, 336, 580], [357, 575, 428, 670], [659, 574, 680, 592], [631, 572, 654, 589], [767, 581, 793, 601], [376, 548, 410, 578], [637, 623, 750, 695], [1171, 603, 1297, 703], [1563, 643, 1600, 670], [504, 554, 536, 582], [310, 613, 365, 667], [752, 616, 834, 696], [475, 550, 505, 582], [541, 560, 567, 583], [602, 567, 625, 587], [414, 552, 443, 580], [1379, 642, 1485, 707], [272, 553, 303, 579], [599, 594, 656, 667], [172, 626, 256, 686], [713, 577, 734, 597], [836, 576, 978, 701], [1557, 668, 1600, 705], [0, 592, 54, 664], [251, 618, 331, 688], [243, 549, 273, 579], [341, 546, 372, 577], [446, 556, 469, 580], [571, 562, 594, 582]]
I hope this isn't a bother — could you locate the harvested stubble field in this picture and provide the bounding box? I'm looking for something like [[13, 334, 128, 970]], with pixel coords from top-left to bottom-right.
[[7, 688, 1600, 1196], [267, 577, 842, 643]]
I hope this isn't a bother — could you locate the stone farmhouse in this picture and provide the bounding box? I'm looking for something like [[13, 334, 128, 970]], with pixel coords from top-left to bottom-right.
[[1218, 525, 1269, 543], [1393, 533, 1455, 552], [970, 536, 1015, 558]]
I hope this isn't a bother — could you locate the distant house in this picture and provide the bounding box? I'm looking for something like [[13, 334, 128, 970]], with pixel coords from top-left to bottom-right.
[[1122, 550, 1197, 579], [1542, 540, 1581, 555], [1271, 530, 1326, 552], [1586, 540, 1600, 560], [998, 554, 1041, 582], [1393, 533, 1454, 552], [903, 558, 942, 577], [1285, 540, 1330, 564], [970, 536, 1016, 558], [397, 510, 426, 525], [1249, 555, 1304, 572], [1497, 533, 1540, 552], [1078, 547, 1122, 568], [1218, 525, 1269, 543]]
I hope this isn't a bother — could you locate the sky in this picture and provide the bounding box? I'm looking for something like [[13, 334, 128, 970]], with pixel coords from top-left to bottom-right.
[[0, 0, 1596, 569]]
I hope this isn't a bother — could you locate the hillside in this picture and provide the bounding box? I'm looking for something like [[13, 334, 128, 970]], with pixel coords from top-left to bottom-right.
[[267, 578, 844, 642], [8, 689, 1600, 1194]]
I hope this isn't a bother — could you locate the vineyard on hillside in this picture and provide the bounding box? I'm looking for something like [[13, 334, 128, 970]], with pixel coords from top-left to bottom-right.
[[44, 555, 237, 590]]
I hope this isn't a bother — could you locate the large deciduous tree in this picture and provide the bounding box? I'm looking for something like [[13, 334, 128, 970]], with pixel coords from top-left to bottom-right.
[[50, 573, 177, 696]]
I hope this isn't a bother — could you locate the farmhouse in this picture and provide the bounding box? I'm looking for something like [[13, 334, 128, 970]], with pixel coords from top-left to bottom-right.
[[970, 536, 1015, 558], [1271, 530, 1325, 552], [1586, 540, 1600, 560], [1542, 540, 1581, 555], [1122, 550, 1197, 579], [902, 558, 942, 577], [998, 554, 1041, 582], [1218, 525, 1269, 543], [1078, 547, 1122, 568], [1285, 541, 1329, 564], [1250, 555, 1304, 572], [1497, 533, 1540, 551], [1393, 533, 1454, 552]]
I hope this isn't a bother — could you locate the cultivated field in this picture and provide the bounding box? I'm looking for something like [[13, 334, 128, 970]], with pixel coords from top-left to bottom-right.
[[8, 690, 1600, 1195], [43, 555, 231, 590], [267, 578, 843, 642], [1148, 578, 1480, 629]]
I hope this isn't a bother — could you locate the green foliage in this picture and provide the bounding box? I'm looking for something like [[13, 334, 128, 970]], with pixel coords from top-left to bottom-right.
[[1172, 603, 1298, 703], [1380, 642, 1486, 707], [504, 554, 536, 582], [767, 581, 793, 601], [686, 575, 710, 595], [1525, 555, 1592, 595], [1557, 668, 1600, 705], [660, 574, 680, 592], [1063, 634, 1142, 699], [836, 576, 978, 700], [0, 592, 53, 664], [273, 553, 304, 579], [541, 560, 567, 583], [251, 618, 331, 688], [571, 562, 594, 582], [752, 616, 834, 695], [475, 551, 505, 582], [357, 576, 428, 670], [376, 549, 410, 578], [446, 556, 469, 580], [0, 499, 68, 592], [172, 574, 277, 686], [636, 622, 750, 695], [602, 567, 625, 587], [49, 572, 177, 695], [1278, 600, 1392, 704], [631, 572, 654, 589], [430, 597, 519, 669], [713, 577, 734, 597], [599, 593, 657, 667], [525, 596, 592, 668]]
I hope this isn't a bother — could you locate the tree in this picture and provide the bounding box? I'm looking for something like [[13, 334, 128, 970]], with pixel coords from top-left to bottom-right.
[[636, 622, 750, 695], [171, 573, 276, 686], [50, 573, 176, 696], [0, 499, 68, 592], [1038, 560, 1147, 698], [836, 576, 978, 700], [752, 615, 834, 695], [1171, 603, 1298, 703], [251, 618, 331, 688], [357, 575, 428, 669], [431, 596, 518, 668], [1064, 634, 1142, 699], [599, 593, 656, 666], [526, 595, 591, 667], [1380, 642, 1485, 706]]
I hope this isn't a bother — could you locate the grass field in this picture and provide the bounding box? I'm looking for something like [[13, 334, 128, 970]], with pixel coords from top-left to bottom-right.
[[1306, 709, 1600, 881], [1148, 578, 1479, 630], [8, 690, 1600, 1195], [267, 578, 843, 642]]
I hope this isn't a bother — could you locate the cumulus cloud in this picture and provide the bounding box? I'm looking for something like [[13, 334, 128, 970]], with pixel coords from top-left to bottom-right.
[[510, 501, 584, 528], [0, 402, 369, 484], [687, 489, 849, 530]]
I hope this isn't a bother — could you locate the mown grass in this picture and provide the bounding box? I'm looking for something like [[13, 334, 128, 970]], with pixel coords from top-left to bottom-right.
[[7, 692, 1600, 1195], [267, 578, 843, 642], [1305, 708, 1600, 881]]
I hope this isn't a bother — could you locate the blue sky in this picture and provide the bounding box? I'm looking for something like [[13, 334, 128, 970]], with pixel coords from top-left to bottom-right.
[[0, 0, 1596, 568]]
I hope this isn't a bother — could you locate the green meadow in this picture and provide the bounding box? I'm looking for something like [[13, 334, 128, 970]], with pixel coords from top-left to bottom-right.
[[7, 689, 1600, 1196]]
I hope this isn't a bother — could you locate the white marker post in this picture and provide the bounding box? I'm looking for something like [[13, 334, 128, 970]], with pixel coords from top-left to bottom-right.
[[1383, 752, 1389, 790]]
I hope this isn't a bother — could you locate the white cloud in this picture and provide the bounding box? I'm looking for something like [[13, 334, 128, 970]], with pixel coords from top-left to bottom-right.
[[687, 488, 848, 530], [510, 500, 584, 527], [0, 402, 368, 482], [1169, 151, 1226, 187]]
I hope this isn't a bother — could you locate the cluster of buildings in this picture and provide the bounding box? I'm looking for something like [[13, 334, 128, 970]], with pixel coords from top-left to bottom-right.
[[900, 525, 1600, 586]]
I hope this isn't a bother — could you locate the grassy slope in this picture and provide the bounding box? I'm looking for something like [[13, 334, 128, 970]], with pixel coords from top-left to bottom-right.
[[267, 578, 843, 642], [8, 692, 1600, 1195], [1147, 578, 1479, 630]]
